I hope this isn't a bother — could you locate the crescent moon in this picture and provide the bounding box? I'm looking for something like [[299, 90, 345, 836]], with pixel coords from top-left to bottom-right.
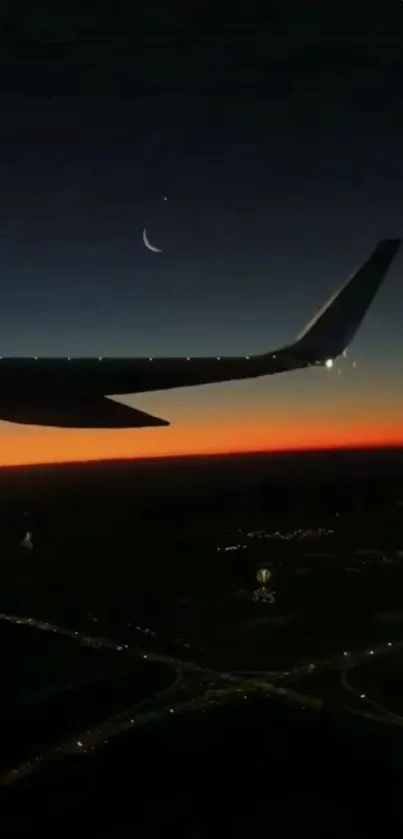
[[142, 228, 163, 253]]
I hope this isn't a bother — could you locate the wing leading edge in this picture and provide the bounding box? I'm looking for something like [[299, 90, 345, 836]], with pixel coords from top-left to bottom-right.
[[288, 238, 401, 362]]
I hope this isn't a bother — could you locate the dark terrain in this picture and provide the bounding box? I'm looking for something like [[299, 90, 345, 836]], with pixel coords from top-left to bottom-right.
[[2, 448, 403, 834]]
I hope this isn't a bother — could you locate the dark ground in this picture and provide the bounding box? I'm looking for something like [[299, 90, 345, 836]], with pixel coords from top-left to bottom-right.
[[4, 698, 403, 836], [2, 448, 403, 834]]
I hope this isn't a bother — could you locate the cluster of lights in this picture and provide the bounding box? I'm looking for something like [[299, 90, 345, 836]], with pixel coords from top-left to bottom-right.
[[217, 543, 248, 552], [228, 526, 333, 540], [3, 609, 402, 780], [247, 527, 334, 542], [253, 587, 276, 604]]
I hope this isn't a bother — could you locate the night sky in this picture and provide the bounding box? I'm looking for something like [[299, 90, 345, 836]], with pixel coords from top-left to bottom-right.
[[1, 1, 403, 465]]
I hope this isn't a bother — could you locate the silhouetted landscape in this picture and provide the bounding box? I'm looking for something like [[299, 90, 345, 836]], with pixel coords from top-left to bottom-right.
[[2, 448, 403, 833]]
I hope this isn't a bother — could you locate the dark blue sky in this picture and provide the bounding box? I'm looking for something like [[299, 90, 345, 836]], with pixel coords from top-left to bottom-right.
[[1, 91, 402, 357], [1, 1, 403, 462]]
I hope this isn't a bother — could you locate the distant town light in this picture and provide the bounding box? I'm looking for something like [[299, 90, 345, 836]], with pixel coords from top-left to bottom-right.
[[325, 358, 333, 368]]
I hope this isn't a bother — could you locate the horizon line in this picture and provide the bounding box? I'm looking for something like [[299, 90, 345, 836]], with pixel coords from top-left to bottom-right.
[[1, 441, 403, 473]]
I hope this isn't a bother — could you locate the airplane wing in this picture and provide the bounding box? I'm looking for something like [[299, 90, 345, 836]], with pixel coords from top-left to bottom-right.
[[0, 238, 399, 430], [286, 238, 401, 362], [0, 394, 169, 428]]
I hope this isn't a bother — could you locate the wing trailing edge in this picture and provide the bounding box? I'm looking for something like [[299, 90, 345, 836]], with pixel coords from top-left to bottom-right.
[[0, 394, 170, 428]]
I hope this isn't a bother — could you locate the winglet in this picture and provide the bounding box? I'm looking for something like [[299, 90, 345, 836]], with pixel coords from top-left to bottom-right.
[[292, 238, 401, 361]]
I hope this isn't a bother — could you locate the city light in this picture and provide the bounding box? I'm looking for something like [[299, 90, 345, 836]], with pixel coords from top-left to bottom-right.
[[2, 610, 403, 789]]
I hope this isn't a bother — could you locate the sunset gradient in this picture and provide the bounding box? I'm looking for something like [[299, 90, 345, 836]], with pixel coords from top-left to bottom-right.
[[1, 423, 403, 468], [1, 367, 403, 466]]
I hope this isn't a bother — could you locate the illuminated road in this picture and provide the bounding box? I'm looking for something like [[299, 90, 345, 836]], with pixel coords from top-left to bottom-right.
[[341, 667, 403, 725], [1, 611, 403, 786]]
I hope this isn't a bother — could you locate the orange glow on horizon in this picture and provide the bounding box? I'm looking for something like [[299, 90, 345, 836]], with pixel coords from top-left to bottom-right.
[[1, 418, 403, 467]]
